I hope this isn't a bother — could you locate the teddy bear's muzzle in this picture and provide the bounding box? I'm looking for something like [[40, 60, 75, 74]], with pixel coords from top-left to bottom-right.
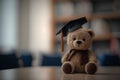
[[76, 41, 82, 45]]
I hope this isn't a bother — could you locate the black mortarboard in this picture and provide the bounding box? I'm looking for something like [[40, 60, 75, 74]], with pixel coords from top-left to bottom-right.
[[56, 17, 87, 52], [56, 17, 87, 37]]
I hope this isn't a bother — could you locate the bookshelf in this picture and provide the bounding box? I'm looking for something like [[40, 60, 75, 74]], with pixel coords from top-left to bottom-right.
[[56, 12, 120, 23], [51, 0, 120, 53]]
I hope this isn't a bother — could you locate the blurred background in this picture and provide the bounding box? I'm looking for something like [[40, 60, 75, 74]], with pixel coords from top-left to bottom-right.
[[0, 0, 120, 70]]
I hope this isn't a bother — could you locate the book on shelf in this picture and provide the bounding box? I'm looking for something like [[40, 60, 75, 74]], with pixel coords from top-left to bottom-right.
[[75, 1, 92, 16], [93, 0, 113, 13], [55, 1, 74, 18], [91, 19, 111, 40]]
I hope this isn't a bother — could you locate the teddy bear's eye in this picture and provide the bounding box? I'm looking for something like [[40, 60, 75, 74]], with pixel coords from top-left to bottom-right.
[[73, 37, 76, 40], [83, 38, 85, 41]]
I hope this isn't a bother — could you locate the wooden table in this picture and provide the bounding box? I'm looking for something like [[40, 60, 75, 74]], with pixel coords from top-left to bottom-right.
[[0, 67, 120, 80]]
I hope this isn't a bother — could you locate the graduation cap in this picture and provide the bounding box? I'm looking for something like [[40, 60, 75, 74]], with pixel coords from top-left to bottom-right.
[[56, 17, 87, 52]]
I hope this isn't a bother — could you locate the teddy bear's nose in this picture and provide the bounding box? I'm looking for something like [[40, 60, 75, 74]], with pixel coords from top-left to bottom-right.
[[77, 41, 82, 45]]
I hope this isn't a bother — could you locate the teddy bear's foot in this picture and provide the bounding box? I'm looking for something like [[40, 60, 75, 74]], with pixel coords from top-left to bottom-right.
[[62, 62, 74, 74], [85, 62, 97, 74]]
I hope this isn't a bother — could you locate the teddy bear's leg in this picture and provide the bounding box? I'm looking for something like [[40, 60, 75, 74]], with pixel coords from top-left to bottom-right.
[[62, 61, 74, 74], [85, 62, 97, 74]]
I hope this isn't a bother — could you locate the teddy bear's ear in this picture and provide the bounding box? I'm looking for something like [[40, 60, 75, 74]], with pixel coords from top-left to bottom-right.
[[87, 29, 95, 38]]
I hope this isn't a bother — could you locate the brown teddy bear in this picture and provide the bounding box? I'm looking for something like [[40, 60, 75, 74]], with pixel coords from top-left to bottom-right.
[[56, 17, 97, 74]]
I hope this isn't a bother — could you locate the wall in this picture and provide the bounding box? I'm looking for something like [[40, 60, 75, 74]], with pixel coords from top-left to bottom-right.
[[0, 0, 18, 51], [29, 0, 52, 53]]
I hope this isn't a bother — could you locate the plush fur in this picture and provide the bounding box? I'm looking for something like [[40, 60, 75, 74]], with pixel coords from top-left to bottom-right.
[[61, 28, 97, 74]]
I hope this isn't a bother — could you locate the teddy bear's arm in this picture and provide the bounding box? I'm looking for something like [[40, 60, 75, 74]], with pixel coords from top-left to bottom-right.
[[61, 50, 70, 63], [88, 51, 97, 63]]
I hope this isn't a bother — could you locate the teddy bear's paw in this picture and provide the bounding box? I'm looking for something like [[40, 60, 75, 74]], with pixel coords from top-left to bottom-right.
[[85, 62, 97, 74], [62, 62, 74, 74]]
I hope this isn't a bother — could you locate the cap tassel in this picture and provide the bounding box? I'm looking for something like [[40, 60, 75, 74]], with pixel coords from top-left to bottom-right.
[[60, 32, 64, 52]]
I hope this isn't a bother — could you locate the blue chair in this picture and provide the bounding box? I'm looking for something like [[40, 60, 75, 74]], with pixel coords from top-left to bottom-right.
[[20, 53, 33, 67], [40, 53, 62, 66], [0, 54, 19, 70], [97, 53, 120, 66]]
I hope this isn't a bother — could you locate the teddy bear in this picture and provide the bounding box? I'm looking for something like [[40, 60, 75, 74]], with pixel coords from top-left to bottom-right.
[[56, 17, 97, 74]]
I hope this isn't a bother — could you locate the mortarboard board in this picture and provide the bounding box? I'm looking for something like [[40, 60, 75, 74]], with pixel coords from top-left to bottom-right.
[[56, 17, 87, 52], [56, 17, 87, 37]]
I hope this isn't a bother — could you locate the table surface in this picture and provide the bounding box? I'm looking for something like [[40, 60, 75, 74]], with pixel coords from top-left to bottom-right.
[[0, 66, 120, 80]]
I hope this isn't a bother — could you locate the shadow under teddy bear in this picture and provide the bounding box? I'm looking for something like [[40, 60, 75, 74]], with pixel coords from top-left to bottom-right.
[[62, 74, 96, 80]]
